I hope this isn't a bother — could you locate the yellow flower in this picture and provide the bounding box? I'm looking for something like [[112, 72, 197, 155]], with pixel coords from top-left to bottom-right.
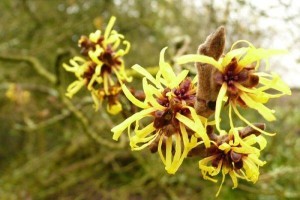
[[63, 16, 131, 114], [6, 83, 31, 105], [111, 47, 211, 174], [176, 40, 291, 135], [199, 128, 267, 196], [92, 85, 123, 115]]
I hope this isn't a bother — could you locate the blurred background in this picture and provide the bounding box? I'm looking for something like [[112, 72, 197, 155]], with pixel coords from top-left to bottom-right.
[[1, 0, 300, 199]]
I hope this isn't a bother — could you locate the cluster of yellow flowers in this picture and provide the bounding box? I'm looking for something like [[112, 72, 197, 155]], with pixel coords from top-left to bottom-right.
[[64, 16, 291, 196], [6, 83, 31, 105], [63, 16, 131, 115]]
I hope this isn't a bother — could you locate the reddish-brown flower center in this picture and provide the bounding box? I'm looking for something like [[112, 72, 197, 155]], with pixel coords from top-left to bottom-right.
[[79, 36, 122, 86], [208, 145, 245, 170], [215, 57, 259, 106], [79, 35, 104, 56], [82, 61, 97, 86], [98, 46, 122, 75], [152, 78, 196, 135]]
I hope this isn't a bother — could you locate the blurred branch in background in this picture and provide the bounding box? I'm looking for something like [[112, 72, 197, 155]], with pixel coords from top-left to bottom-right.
[[0, 0, 299, 199], [0, 54, 56, 84]]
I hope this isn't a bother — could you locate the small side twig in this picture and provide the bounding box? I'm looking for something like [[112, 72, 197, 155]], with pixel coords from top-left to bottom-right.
[[14, 109, 71, 132], [61, 96, 125, 149]]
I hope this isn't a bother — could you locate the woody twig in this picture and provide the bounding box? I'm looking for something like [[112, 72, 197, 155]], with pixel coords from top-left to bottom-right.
[[195, 26, 225, 117]]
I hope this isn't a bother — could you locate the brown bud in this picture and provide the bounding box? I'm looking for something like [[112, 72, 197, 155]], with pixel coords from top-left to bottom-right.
[[195, 26, 226, 117], [239, 123, 266, 138], [242, 74, 259, 88], [230, 151, 242, 163], [149, 140, 159, 153]]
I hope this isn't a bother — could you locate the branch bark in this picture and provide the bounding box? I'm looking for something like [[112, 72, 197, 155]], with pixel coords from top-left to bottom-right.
[[195, 26, 225, 117]]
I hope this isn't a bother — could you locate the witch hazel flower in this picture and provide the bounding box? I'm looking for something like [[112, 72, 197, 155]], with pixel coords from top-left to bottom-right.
[[111, 47, 211, 174], [176, 40, 291, 135], [198, 126, 267, 196], [63, 16, 131, 114]]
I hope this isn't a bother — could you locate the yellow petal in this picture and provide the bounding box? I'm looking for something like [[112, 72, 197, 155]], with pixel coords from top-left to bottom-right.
[[106, 33, 120, 45], [186, 106, 210, 147], [215, 84, 227, 132], [121, 84, 148, 108], [104, 16, 116, 40], [199, 156, 219, 182], [222, 47, 248, 67], [107, 101, 122, 115], [229, 170, 238, 189], [239, 48, 287, 68], [231, 145, 258, 155], [218, 143, 231, 153], [248, 154, 266, 166], [158, 136, 166, 165], [65, 80, 85, 98], [63, 63, 77, 72], [242, 134, 259, 146], [132, 64, 160, 88], [122, 40, 131, 54], [175, 113, 196, 131], [173, 134, 182, 164], [112, 36, 121, 50], [170, 69, 189, 89], [159, 47, 177, 83], [142, 79, 165, 110], [192, 74, 198, 84], [240, 92, 276, 121], [256, 135, 267, 150], [258, 74, 291, 95], [166, 133, 183, 174], [89, 30, 102, 43], [91, 91, 101, 111], [216, 168, 228, 197], [232, 105, 276, 136], [111, 107, 156, 140], [114, 63, 133, 83], [242, 157, 260, 183], [135, 122, 156, 138], [165, 136, 173, 172], [73, 56, 87, 63], [131, 134, 157, 150], [176, 54, 222, 72], [102, 72, 109, 95], [179, 122, 189, 146], [229, 104, 234, 129], [230, 40, 255, 50], [88, 47, 104, 65]]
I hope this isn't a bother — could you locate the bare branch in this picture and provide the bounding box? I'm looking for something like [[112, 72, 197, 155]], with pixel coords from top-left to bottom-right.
[[0, 54, 56, 84]]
